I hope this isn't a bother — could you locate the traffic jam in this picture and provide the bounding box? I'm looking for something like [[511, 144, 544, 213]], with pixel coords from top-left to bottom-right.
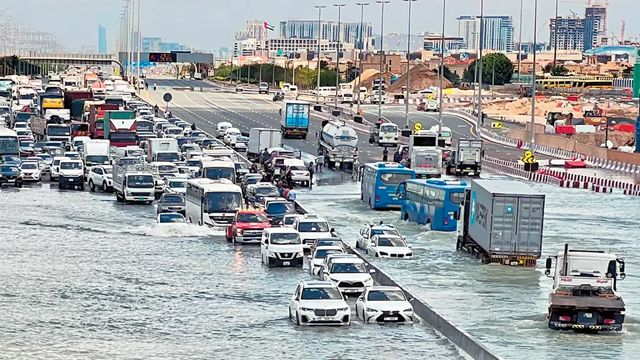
[[0, 70, 629, 332]]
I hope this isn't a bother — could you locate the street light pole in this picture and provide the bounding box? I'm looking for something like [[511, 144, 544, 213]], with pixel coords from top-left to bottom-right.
[[376, 0, 390, 123], [476, 0, 485, 132], [355, 2, 370, 115], [517, 0, 523, 82], [314, 5, 326, 104], [136, 0, 141, 93], [403, 0, 417, 130], [552, 0, 559, 70], [437, 0, 446, 133], [334, 4, 346, 110], [531, 0, 539, 145]]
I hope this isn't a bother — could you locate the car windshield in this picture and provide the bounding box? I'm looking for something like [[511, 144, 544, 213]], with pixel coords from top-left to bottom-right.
[[440, 131, 452, 138], [21, 163, 37, 169], [237, 213, 268, 223], [156, 152, 179, 162], [187, 160, 201, 167], [20, 140, 34, 147], [162, 194, 184, 204], [157, 165, 177, 173], [298, 221, 330, 233], [380, 125, 397, 134], [159, 214, 185, 223], [377, 237, 405, 247], [60, 162, 81, 170], [270, 232, 300, 245], [85, 155, 110, 164], [204, 192, 242, 213], [127, 175, 154, 188], [331, 262, 366, 273], [291, 166, 307, 172], [1, 165, 18, 172], [169, 180, 186, 188], [367, 290, 406, 301], [38, 154, 52, 161], [47, 126, 70, 136], [3, 156, 20, 163], [283, 216, 299, 225], [203, 167, 235, 182], [371, 228, 399, 237], [314, 249, 342, 259], [254, 186, 278, 196], [301, 287, 343, 300], [266, 202, 294, 214], [103, 167, 113, 174]]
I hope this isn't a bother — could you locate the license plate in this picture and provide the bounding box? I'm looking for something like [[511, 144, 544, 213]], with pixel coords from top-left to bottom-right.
[[320, 317, 332, 321], [68, 179, 74, 182], [384, 317, 398, 321], [282, 261, 290, 266], [344, 289, 359, 293], [136, 197, 145, 201], [584, 313, 592, 318]]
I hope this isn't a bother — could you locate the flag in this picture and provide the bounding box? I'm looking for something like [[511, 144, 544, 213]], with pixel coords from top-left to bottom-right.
[[264, 21, 274, 31]]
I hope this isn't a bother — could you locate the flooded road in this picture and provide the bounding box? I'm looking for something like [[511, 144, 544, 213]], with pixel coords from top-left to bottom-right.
[[299, 175, 640, 360], [0, 183, 460, 359]]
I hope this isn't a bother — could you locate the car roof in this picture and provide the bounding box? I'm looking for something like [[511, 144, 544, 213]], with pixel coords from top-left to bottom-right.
[[365, 286, 403, 292], [372, 234, 403, 240], [300, 280, 336, 288], [237, 209, 266, 214], [314, 246, 344, 252], [299, 214, 327, 222], [264, 227, 299, 234], [331, 257, 365, 264]]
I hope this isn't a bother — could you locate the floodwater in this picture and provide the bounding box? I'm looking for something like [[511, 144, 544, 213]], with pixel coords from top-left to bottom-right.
[[0, 183, 460, 359], [299, 175, 640, 360]]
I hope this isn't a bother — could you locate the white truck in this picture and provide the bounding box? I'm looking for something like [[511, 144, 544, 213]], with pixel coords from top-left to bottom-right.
[[544, 244, 627, 332], [83, 139, 111, 169], [147, 138, 180, 163], [112, 160, 156, 204], [318, 120, 359, 171], [248, 128, 282, 161], [406, 130, 442, 178]]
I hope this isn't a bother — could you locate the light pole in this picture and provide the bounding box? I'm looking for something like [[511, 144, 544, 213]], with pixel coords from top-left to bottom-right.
[[552, 0, 559, 70], [334, 4, 346, 109], [476, 0, 485, 133], [403, 0, 417, 130], [517, 0, 523, 82], [136, 0, 141, 93], [315, 5, 326, 104], [376, 0, 390, 123], [437, 0, 446, 133], [530, 0, 539, 145], [355, 2, 370, 115]]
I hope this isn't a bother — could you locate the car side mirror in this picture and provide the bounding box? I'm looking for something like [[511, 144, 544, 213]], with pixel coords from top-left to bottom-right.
[[369, 269, 376, 274]]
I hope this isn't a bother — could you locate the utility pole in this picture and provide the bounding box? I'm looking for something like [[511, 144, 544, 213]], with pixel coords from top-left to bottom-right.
[[476, 0, 485, 133], [355, 2, 370, 115], [376, 0, 390, 123], [552, 0, 559, 71], [403, 0, 418, 130], [136, 0, 141, 93], [517, 0, 523, 82], [334, 4, 346, 109], [438, 0, 446, 133], [531, 0, 539, 145], [314, 5, 326, 104]]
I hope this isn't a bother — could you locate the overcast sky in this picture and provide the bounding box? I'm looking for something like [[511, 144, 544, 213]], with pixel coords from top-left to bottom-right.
[[4, 0, 638, 51]]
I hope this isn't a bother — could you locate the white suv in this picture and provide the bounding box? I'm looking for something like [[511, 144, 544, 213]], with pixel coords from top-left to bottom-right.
[[320, 256, 374, 295], [292, 214, 333, 254], [58, 159, 85, 191], [88, 165, 113, 192], [356, 223, 402, 250], [289, 281, 350, 326], [260, 227, 304, 267]]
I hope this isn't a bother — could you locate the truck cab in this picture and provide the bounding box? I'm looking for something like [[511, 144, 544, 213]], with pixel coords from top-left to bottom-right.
[[446, 139, 483, 177], [545, 245, 626, 332]]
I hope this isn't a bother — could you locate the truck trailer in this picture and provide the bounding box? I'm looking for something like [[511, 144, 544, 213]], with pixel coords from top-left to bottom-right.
[[248, 128, 282, 161], [103, 110, 137, 147], [457, 179, 545, 266], [545, 244, 626, 332], [318, 120, 359, 171], [446, 139, 483, 177], [280, 100, 309, 139]]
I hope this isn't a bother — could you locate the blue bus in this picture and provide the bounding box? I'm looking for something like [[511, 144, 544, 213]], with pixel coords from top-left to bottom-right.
[[397, 179, 467, 231], [360, 162, 416, 210]]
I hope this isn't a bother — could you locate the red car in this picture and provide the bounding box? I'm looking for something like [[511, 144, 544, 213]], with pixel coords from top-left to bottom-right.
[[226, 210, 271, 244]]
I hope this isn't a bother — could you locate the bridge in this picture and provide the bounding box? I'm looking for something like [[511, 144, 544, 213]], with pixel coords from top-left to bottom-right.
[[16, 53, 123, 75]]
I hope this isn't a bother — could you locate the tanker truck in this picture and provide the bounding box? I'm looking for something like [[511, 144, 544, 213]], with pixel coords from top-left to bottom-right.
[[318, 120, 359, 171]]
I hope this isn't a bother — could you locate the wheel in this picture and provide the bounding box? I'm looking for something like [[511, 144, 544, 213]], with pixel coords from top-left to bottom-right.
[[103, 182, 110, 192], [198, 219, 203, 226], [302, 134, 307, 140], [15, 180, 23, 188], [295, 311, 300, 326], [116, 192, 123, 202], [225, 230, 232, 242], [89, 180, 95, 192], [266, 257, 272, 268], [355, 240, 360, 249]]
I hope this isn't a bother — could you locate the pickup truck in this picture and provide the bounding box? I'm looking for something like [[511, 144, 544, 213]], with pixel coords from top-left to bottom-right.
[[225, 210, 271, 244]]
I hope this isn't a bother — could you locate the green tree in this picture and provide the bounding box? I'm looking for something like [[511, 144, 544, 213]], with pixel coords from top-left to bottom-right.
[[463, 53, 514, 85], [542, 63, 569, 76], [436, 65, 460, 85]]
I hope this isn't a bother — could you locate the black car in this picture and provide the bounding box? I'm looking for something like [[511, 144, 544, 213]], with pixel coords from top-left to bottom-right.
[[247, 184, 279, 207], [0, 165, 23, 187], [156, 193, 186, 215], [272, 91, 285, 101], [264, 198, 297, 225]]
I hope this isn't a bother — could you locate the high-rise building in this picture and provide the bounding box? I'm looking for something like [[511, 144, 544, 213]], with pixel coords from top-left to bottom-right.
[[98, 25, 107, 54], [457, 16, 514, 52], [549, 17, 595, 51], [423, 33, 465, 52], [585, 4, 608, 47], [278, 20, 373, 49]]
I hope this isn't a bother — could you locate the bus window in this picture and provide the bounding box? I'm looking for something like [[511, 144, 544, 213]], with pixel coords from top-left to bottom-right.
[[379, 172, 413, 185]]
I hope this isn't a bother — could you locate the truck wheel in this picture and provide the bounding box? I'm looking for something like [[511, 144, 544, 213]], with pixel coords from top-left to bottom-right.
[[225, 230, 232, 242], [116, 192, 123, 202], [89, 180, 95, 192]]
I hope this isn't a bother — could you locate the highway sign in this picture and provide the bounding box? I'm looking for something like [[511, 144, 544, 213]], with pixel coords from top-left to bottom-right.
[[491, 121, 503, 129], [521, 150, 536, 164], [163, 93, 172, 103], [414, 122, 423, 132], [149, 52, 177, 63]]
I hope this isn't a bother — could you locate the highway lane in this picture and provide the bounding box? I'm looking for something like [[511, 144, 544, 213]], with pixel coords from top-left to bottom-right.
[[147, 78, 221, 89]]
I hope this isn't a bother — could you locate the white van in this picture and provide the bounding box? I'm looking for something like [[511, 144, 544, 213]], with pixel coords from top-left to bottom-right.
[[261, 227, 304, 267], [216, 122, 232, 138]]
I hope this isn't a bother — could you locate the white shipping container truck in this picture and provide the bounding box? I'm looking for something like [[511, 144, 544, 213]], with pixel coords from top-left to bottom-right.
[[248, 128, 282, 160]]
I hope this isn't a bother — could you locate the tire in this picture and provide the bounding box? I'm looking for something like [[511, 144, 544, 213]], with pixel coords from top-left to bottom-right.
[[103, 182, 110, 192], [295, 311, 300, 326], [15, 180, 23, 188], [302, 134, 307, 140], [89, 180, 95, 192], [116, 192, 123, 202], [225, 230, 232, 243], [355, 241, 360, 249]]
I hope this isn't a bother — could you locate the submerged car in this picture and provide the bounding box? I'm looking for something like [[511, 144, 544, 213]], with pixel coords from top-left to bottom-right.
[[0, 164, 23, 187], [156, 193, 186, 215], [157, 212, 186, 224], [355, 286, 415, 323], [288, 281, 351, 326], [366, 235, 413, 258]]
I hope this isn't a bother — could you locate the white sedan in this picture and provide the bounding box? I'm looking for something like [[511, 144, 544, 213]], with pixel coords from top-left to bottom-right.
[[20, 161, 42, 182], [310, 246, 345, 276], [289, 281, 351, 326], [355, 286, 415, 323], [366, 235, 413, 259]]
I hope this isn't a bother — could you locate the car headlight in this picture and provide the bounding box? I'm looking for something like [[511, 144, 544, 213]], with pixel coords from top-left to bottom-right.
[[364, 278, 374, 286], [365, 307, 379, 312], [268, 251, 277, 258], [406, 252, 413, 257], [379, 252, 388, 256], [295, 251, 304, 257], [237, 229, 243, 235], [300, 307, 314, 312], [337, 307, 349, 312]]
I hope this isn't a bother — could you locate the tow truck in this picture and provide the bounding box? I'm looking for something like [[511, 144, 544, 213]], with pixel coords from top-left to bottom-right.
[[545, 244, 627, 332]]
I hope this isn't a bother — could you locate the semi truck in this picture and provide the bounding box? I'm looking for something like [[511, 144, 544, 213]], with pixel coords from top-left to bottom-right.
[[280, 100, 309, 139], [38, 93, 64, 116], [147, 138, 180, 163], [63, 90, 92, 112], [544, 244, 626, 332], [457, 179, 545, 267], [445, 139, 483, 177], [30, 117, 72, 145], [318, 120, 359, 171], [87, 103, 116, 139], [112, 160, 155, 204], [248, 128, 282, 161], [103, 110, 137, 147]]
